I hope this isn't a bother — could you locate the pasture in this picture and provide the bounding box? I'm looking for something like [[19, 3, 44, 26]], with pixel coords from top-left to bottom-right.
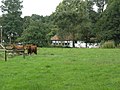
[[0, 48, 120, 90]]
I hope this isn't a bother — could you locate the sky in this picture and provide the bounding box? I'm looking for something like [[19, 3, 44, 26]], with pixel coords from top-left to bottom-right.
[[0, 0, 98, 17], [0, 0, 63, 17], [22, 0, 63, 17]]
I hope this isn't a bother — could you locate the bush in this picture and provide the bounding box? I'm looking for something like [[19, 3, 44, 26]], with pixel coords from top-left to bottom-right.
[[101, 41, 115, 48], [117, 43, 120, 48]]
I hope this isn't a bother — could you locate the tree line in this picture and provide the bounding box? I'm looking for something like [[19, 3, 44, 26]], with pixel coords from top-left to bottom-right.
[[0, 0, 120, 47]]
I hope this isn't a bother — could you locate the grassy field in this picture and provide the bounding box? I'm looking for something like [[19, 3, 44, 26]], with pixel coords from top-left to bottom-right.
[[0, 48, 120, 90]]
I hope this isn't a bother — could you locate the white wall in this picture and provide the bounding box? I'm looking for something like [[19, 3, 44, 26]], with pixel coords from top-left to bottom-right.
[[51, 40, 100, 48]]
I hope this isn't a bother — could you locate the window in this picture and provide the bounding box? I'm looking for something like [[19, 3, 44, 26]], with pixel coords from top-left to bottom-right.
[[75, 41, 77, 43]]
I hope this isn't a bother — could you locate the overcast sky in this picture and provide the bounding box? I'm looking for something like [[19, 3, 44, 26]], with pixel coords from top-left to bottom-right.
[[0, 0, 63, 17], [22, 0, 63, 17], [0, 0, 98, 17]]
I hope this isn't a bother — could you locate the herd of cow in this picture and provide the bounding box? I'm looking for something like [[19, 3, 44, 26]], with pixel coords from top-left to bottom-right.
[[6, 44, 37, 55]]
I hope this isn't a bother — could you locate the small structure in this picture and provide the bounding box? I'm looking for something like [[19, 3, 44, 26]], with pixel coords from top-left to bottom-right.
[[51, 35, 100, 48], [51, 35, 73, 47]]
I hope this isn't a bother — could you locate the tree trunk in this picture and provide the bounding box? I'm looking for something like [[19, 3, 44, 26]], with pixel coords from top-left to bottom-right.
[[85, 42, 88, 48], [73, 40, 75, 47], [72, 33, 75, 48]]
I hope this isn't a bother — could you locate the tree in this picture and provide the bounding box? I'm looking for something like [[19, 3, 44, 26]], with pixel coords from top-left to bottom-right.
[[87, 1, 98, 34], [53, 0, 91, 47], [0, 0, 23, 43], [92, 0, 108, 13], [20, 14, 51, 46], [96, 0, 120, 44], [87, 0, 99, 23]]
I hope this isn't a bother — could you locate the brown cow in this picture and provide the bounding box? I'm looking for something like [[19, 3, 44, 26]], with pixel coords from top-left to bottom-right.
[[13, 45, 24, 50], [27, 44, 37, 55], [6, 44, 25, 55], [8, 44, 25, 55]]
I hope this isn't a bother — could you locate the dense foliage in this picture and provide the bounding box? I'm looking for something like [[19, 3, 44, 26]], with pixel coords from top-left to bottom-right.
[[0, 0, 23, 43], [96, 0, 120, 44], [52, 0, 94, 47], [0, 0, 120, 46], [19, 15, 52, 46]]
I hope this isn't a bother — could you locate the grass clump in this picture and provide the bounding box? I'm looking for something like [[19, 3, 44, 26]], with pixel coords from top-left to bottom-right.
[[101, 41, 115, 48]]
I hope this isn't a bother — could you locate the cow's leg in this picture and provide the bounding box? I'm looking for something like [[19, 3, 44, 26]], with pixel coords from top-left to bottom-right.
[[27, 46, 32, 55], [34, 48, 37, 55], [34, 51, 37, 55], [28, 50, 31, 55]]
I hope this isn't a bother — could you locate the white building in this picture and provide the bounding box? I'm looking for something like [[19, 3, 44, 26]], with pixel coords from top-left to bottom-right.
[[51, 40, 99, 48], [51, 35, 100, 48]]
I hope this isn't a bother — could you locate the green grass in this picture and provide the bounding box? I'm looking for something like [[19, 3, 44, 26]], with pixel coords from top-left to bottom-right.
[[0, 48, 120, 90]]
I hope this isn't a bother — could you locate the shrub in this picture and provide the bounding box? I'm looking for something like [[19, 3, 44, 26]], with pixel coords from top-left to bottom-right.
[[101, 41, 115, 48], [117, 43, 120, 48]]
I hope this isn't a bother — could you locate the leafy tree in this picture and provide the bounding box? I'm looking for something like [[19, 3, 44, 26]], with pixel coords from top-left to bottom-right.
[[20, 14, 51, 46], [53, 0, 91, 47], [0, 0, 23, 43], [22, 16, 31, 31], [87, 0, 99, 23], [96, 0, 120, 44], [87, 0, 99, 41], [92, 0, 108, 13]]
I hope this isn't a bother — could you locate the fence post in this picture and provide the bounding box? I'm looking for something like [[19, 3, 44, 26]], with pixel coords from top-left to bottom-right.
[[23, 49, 25, 59], [23, 45, 25, 59], [5, 50, 7, 61]]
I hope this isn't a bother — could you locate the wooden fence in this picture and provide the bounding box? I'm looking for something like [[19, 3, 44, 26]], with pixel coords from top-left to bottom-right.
[[0, 49, 25, 61]]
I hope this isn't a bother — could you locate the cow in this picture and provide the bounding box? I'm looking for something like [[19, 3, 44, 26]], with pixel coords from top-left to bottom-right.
[[7, 44, 37, 55], [13, 45, 24, 50], [26, 44, 37, 55], [5, 44, 25, 55], [12, 44, 25, 55]]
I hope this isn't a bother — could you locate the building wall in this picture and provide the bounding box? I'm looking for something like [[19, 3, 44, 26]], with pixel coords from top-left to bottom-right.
[[51, 40, 100, 48]]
